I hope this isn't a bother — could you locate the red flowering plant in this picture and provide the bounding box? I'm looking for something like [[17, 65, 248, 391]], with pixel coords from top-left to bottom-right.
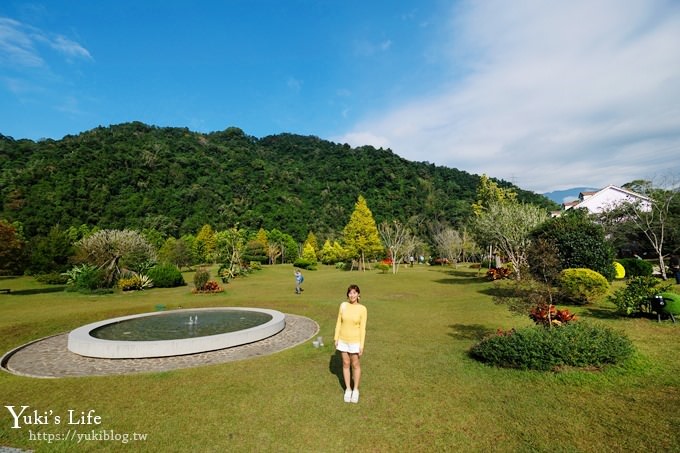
[[529, 303, 577, 327], [192, 280, 224, 294], [486, 267, 513, 280]]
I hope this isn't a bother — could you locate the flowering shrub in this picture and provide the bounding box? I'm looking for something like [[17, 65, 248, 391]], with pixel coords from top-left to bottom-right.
[[193, 268, 210, 290], [192, 280, 224, 294], [486, 267, 512, 280]]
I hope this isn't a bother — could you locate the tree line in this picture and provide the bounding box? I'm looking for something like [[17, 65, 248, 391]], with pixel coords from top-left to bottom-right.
[[0, 121, 555, 242]]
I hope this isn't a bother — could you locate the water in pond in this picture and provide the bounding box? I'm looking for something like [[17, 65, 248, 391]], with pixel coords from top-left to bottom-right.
[[90, 310, 273, 341]]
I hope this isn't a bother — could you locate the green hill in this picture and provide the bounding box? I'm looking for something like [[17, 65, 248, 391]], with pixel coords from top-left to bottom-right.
[[0, 122, 556, 240]]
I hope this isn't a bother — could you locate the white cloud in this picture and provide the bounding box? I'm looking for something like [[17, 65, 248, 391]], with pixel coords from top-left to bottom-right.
[[354, 39, 392, 57], [287, 77, 303, 93], [337, 0, 680, 192], [0, 17, 44, 67], [0, 16, 92, 68], [50, 35, 92, 61]]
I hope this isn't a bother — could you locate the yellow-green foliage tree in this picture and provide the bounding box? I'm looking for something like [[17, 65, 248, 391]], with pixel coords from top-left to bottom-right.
[[472, 174, 518, 216], [342, 195, 384, 270], [304, 232, 318, 254], [194, 224, 217, 263], [319, 239, 346, 264], [301, 242, 318, 263]]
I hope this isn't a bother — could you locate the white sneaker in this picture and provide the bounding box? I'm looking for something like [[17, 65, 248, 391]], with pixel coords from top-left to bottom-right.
[[343, 389, 352, 403], [350, 389, 359, 403]]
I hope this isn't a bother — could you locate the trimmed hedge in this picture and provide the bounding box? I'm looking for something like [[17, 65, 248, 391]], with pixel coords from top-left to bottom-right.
[[617, 258, 653, 278], [148, 263, 186, 288], [470, 322, 634, 371], [293, 259, 317, 270]]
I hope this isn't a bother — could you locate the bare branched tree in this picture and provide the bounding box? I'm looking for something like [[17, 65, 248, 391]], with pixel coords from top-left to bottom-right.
[[378, 220, 416, 274], [603, 177, 679, 279]]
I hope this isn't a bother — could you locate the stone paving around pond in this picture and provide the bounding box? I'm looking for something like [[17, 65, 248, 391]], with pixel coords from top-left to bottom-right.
[[1, 314, 319, 378]]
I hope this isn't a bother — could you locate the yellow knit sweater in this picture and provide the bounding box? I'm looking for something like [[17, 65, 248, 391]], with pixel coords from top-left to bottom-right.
[[334, 302, 367, 349]]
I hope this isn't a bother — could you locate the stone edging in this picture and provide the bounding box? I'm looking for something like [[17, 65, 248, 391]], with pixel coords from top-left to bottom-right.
[[1, 314, 319, 378]]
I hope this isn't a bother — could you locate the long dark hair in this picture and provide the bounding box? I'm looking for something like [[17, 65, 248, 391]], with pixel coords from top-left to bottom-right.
[[346, 284, 360, 298]]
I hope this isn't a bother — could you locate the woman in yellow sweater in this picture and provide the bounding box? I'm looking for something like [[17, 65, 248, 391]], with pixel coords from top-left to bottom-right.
[[334, 284, 367, 403]]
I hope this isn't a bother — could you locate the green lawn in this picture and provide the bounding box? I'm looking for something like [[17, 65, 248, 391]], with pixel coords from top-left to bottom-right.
[[1, 265, 678, 452]]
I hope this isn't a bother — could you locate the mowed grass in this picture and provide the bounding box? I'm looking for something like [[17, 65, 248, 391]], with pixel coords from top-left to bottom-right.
[[0, 265, 678, 452]]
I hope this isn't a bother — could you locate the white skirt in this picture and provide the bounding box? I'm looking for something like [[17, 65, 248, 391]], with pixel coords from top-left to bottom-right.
[[336, 339, 361, 354]]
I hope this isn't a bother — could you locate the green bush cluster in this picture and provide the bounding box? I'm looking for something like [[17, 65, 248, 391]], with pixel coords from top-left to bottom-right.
[[558, 268, 610, 305], [64, 264, 111, 294], [608, 276, 673, 316], [293, 259, 316, 270], [376, 262, 390, 273], [34, 272, 69, 285], [148, 263, 185, 288], [617, 258, 653, 278], [470, 322, 634, 371]]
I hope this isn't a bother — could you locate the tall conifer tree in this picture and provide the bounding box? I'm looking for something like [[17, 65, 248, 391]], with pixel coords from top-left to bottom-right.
[[342, 195, 383, 270]]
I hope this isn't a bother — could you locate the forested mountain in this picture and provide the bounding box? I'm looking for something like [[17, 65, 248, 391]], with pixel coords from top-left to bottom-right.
[[0, 122, 556, 241]]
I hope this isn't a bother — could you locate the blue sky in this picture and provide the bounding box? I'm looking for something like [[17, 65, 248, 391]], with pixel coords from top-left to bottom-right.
[[1, 0, 679, 193]]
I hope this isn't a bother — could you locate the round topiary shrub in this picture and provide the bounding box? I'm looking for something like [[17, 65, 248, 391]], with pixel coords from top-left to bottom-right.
[[617, 258, 653, 278], [613, 261, 626, 279], [658, 292, 680, 317], [148, 263, 186, 288], [470, 322, 634, 371], [558, 268, 610, 305]]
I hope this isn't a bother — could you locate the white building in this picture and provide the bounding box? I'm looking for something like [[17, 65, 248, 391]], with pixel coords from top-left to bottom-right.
[[560, 185, 652, 214]]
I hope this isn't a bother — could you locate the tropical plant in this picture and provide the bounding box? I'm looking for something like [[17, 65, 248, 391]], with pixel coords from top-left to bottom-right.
[[529, 304, 577, 327], [117, 274, 153, 291], [76, 229, 157, 286], [486, 267, 512, 280], [63, 263, 109, 292], [608, 276, 673, 316]]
